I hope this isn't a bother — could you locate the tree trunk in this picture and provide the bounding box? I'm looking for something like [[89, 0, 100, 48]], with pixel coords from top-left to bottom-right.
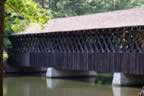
[[0, 0, 4, 95]]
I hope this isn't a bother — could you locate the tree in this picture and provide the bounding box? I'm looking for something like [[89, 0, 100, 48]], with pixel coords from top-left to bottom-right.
[[42, 0, 144, 18], [5, 0, 51, 32], [0, 1, 4, 95], [4, 0, 51, 49], [48, 0, 96, 17]]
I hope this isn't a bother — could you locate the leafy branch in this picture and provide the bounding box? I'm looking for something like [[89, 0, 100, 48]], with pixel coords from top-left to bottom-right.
[[5, 0, 51, 32]]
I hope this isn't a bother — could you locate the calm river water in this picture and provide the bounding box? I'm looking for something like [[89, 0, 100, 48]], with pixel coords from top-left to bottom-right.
[[3, 76, 141, 96]]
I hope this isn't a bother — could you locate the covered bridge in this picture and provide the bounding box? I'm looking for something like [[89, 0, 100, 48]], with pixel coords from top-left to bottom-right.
[[8, 8, 144, 75]]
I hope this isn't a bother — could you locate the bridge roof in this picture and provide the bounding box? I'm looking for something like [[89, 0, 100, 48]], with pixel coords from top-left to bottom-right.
[[13, 8, 144, 35]]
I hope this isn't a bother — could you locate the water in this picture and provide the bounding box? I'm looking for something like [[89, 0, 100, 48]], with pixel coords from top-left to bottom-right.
[[3, 76, 141, 96]]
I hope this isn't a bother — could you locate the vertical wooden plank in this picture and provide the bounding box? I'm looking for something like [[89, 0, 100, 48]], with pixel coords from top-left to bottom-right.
[[139, 53, 144, 74], [88, 52, 92, 70]]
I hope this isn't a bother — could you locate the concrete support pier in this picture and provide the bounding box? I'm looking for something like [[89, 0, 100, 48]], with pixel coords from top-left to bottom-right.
[[112, 72, 144, 86], [46, 67, 96, 78]]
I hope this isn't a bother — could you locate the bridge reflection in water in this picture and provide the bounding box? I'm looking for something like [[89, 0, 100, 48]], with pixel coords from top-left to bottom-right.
[[4, 77, 140, 96]]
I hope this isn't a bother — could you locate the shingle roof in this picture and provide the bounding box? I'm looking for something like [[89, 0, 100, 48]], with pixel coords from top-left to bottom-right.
[[14, 8, 144, 35]]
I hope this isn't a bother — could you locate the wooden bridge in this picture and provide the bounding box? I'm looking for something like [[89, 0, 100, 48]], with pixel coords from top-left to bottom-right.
[[8, 8, 144, 75]]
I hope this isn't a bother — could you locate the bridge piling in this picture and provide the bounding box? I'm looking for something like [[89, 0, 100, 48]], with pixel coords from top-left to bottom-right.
[[112, 73, 144, 86]]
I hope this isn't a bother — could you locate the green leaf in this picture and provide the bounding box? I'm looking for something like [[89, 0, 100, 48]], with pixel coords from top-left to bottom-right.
[[5, 0, 51, 32]]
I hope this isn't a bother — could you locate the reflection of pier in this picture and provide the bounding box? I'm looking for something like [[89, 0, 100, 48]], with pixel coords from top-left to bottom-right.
[[46, 78, 96, 89], [113, 86, 128, 96], [112, 86, 140, 96]]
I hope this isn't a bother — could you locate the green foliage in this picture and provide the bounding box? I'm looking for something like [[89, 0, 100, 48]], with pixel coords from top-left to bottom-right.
[[5, 0, 51, 32], [49, 0, 96, 17], [47, 0, 144, 18]]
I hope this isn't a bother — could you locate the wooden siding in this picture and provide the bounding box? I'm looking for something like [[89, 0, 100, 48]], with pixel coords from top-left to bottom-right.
[[8, 26, 144, 74]]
